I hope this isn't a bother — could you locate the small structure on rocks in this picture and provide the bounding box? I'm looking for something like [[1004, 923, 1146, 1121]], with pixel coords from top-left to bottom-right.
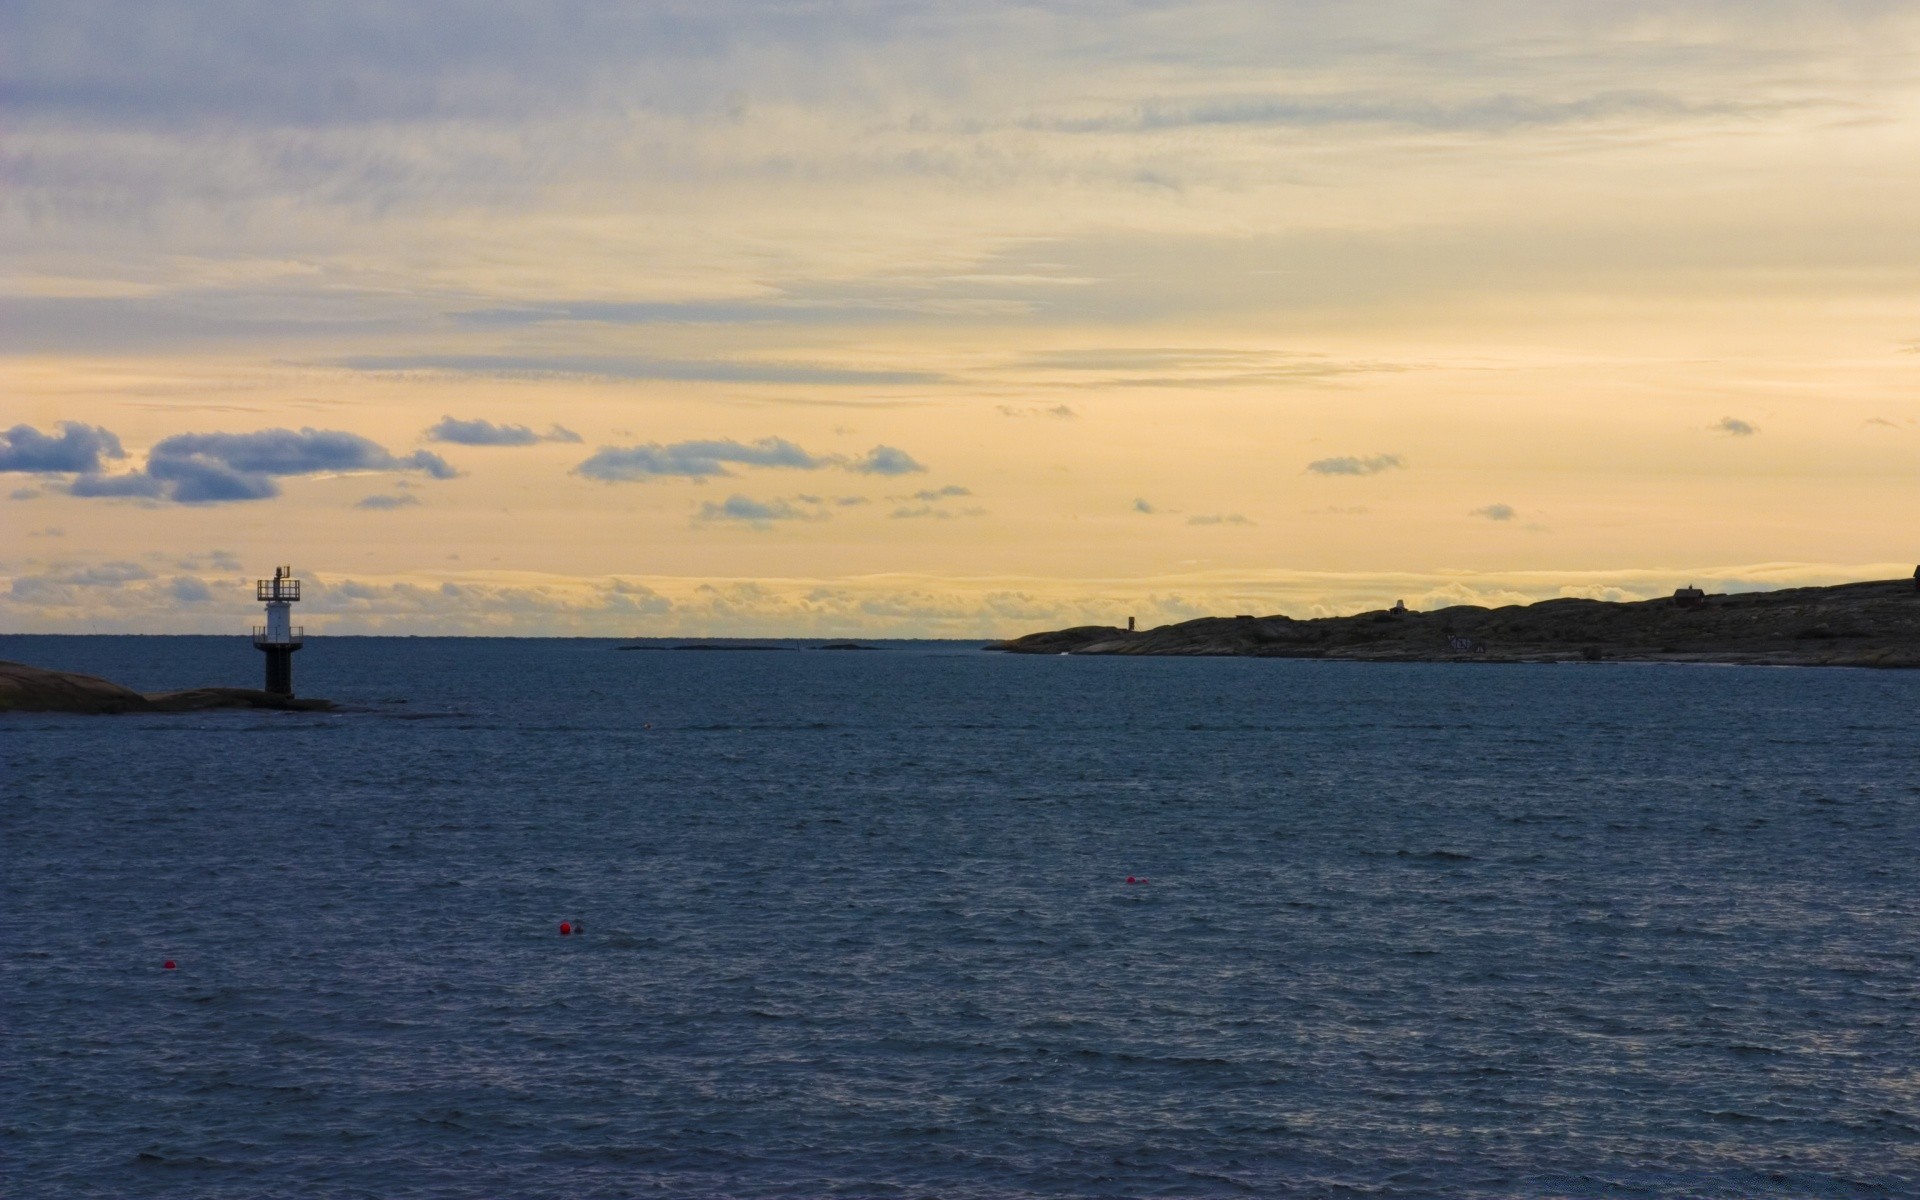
[[1673, 586, 1707, 609], [253, 566, 304, 696]]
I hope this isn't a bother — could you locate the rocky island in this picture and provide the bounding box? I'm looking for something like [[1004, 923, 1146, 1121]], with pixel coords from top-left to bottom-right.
[[986, 578, 1920, 668], [0, 660, 335, 714]]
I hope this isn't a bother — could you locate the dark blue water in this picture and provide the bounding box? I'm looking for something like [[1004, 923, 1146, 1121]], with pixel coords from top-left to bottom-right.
[[4, 636, 1918, 1198]]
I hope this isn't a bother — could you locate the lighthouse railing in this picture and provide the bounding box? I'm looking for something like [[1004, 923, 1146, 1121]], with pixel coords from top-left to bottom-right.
[[252, 625, 305, 647], [256, 579, 302, 602]]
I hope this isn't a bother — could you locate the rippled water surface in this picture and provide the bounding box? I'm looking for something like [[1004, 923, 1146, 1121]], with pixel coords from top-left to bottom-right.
[[4, 635, 1919, 1198]]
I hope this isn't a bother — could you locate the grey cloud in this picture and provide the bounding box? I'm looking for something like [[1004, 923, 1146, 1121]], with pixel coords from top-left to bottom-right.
[[0, 422, 126, 474], [68, 471, 168, 499], [1188, 513, 1253, 525], [1306, 454, 1405, 476], [38, 562, 155, 587], [577, 438, 928, 482], [355, 493, 421, 510], [426, 416, 582, 446], [1042, 89, 1779, 135], [10, 487, 43, 500], [909, 485, 971, 501], [71, 427, 458, 504], [169, 576, 213, 603], [576, 437, 828, 482], [1715, 417, 1758, 436], [342, 355, 943, 387], [849, 446, 926, 476], [1472, 504, 1517, 521], [695, 494, 822, 525], [1133, 498, 1157, 514]]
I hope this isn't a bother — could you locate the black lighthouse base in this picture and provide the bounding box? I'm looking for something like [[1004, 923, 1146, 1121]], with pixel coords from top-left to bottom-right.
[[258, 644, 301, 696]]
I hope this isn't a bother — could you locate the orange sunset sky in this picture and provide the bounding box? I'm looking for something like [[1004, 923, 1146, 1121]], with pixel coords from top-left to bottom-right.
[[4, 1, 1917, 635]]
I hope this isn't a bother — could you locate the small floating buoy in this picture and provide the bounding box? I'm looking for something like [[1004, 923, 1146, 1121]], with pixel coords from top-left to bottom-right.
[[558, 922, 572, 936], [163, 960, 176, 970], [1126, 876, 1137, 884]]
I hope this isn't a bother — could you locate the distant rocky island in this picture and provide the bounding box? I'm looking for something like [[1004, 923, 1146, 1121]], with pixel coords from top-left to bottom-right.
[[986, 578, 1920, 668], [0, 661, 335, 714]]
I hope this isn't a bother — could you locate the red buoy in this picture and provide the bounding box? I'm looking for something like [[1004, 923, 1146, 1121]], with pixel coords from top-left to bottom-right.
[[163, 960, 176, 970], [559, 922, 572, 936], [1126, 876, 1137, 884]]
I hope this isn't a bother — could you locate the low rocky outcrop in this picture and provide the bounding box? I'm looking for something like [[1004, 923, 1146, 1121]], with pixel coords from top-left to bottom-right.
[[985, 579, 1920, 668], [0, 660, 334, 713]]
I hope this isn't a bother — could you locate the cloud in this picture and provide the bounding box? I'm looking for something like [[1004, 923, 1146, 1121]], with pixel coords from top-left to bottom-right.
[[575, 437, 829, 482], [342, 355, 943, 387], [1305, 454, 1405, 476], [908, 485, 971, 501], [695, 494, 822, 525], [890, 504, 986, 520], [169, 576, 212, 603], [1188, 513, 1253, 525], [7, 558, 1914, 638], [70, 427, 458, 504], [0, 422, 126, 474], [1715, 417, 1758, 436], [426, 416, 582, 446], [1133, 498, 1158, 514], [1472, 504, 1517, 521], [578, 438, 930, 483], [848, 445, 926, 476], [1040, 90, 1777, 136], [10, 487, 42, 500], [355, 493, 421, 510]]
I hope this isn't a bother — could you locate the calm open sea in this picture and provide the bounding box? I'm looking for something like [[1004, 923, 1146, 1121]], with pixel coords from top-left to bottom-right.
[[3, 635, 1918, 1198]]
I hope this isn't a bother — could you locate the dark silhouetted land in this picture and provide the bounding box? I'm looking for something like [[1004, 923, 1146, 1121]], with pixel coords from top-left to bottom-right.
[[986, 579, 1920, 667], [0, 660, 334, 713]]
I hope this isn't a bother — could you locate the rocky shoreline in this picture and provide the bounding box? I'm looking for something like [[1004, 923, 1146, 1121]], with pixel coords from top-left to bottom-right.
[[985, 578, 1920, 668], [0, 660, 335, 714]]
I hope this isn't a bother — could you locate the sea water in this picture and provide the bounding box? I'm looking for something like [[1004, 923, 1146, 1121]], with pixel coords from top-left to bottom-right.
[[3, 635, 1917, 1198]]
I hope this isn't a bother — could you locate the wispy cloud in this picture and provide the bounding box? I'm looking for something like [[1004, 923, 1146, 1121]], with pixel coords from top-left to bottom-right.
[[576, 437, 827, 482], [426, 416, 581, 446], [695, 494, 824, 526], [1472, 503, 1517, 521], [341, 355, 945, 387], [1188, 513, 1253, 525], [355, 493, 421, 510], [1306, 454, 1405, 476], [1038, 90, 1793, 136], [1714, 417, 1758, 436], [890, 504, 986, 520]]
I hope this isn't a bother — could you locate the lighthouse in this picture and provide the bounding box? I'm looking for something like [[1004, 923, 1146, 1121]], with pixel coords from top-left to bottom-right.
[[252, 566, 304, 696]]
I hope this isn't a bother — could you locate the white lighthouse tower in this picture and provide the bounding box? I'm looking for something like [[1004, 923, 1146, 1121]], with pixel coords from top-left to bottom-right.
[[252, 565, 304, 696]]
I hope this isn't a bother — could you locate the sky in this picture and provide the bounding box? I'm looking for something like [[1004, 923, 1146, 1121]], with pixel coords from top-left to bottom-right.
[[4, 0, 1918, 636]]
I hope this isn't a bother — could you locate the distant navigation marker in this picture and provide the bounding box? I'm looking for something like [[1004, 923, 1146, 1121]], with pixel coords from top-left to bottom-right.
[[252, 566, 304, 696]]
